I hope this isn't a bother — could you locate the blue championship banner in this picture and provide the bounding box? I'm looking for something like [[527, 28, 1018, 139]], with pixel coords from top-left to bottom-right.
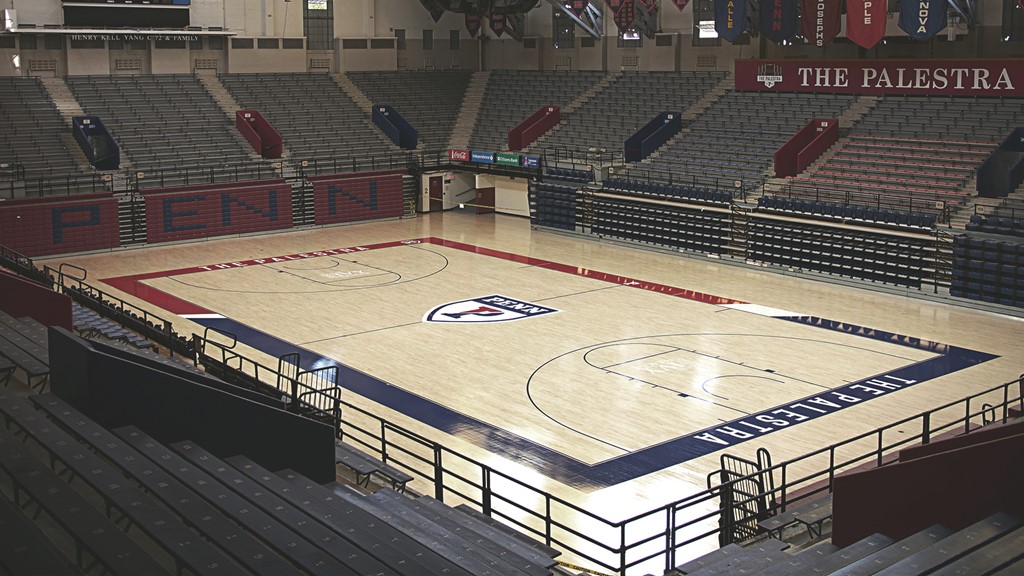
[[761, 0, 797, 44], [899, 0, 947, 41], [715, 0, 747, 43]]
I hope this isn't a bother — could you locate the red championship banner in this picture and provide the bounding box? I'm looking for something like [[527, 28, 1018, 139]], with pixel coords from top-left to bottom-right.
[[489, 13, 507, 37], [670, 0, 691, 11], [612, 0, 636, 33], [845, 0, 887, 49], [735, 59, 1024, 97], [465, 14, 481, 38], [571, 0, 589, 17], [636, 0, 657, 10], [800, 0, 841, 48]]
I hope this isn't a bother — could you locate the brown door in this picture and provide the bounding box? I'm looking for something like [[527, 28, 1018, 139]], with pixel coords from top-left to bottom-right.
[[429, 176, 444, 212]]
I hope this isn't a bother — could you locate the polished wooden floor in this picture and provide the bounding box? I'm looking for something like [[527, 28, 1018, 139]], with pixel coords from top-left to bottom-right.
[[45, 211, 1024, 572]]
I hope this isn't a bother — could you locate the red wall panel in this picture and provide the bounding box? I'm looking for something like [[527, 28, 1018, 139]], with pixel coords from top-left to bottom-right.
[[144, 182, 293, 244], [311, 171, 405, 225], [0, 196, 119, 257]]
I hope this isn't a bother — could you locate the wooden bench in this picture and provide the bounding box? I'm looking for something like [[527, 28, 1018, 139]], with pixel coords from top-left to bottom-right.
[[114, 426, 349, 576], [758, 494, 834, 540], [0, 425, 171, 576], [0, 492, 77, 576], [272, 466, 478, 576], [0, 325, 49, 392], [28, 393, 298, 575], [368, 488, 554, 575], [335, 439, 414, 493], [0, 393, 246, 576], [873, 513, 1022, 576]]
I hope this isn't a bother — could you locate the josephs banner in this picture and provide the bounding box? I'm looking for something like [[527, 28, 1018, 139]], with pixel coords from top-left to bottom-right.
[[800, 0, 841, 48]]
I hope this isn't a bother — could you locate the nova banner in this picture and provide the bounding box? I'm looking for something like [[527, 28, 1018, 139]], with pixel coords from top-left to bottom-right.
[[845, 0, 887, 49], [898, 0, 947, 41], [735, 59, 1024, 97], [715, 0, 747, 42], [800, 0, 841, 47], [760, 0, 797, 44]]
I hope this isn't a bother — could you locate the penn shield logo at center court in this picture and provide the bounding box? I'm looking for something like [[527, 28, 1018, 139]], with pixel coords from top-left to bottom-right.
[[424, 295, 559, 323]]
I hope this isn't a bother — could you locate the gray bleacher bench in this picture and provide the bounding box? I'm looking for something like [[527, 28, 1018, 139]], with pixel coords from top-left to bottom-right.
[[0, 425, 171, 576], [0, 332, 49, 392], [0, 494, 78, 576], [0, 355, 14, 387], [334, 439, 414, 493], [29, 394, 298, 575], [758, 493, 834, 540]]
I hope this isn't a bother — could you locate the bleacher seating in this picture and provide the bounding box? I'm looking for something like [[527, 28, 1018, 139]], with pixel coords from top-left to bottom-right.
[[966, 213, 1024, 237], [347, 70, 473, 151], [783, 96, 1024, 216], [0, 76, 96, 196], [746, 217, 931, 288], [219, 72, 400, 167], [591, 195, 731, 255], [603, 178, 732, 206], [758, 195, 937, 229], [534, 71, 725, 157], [951, 235, 1024, 307], [468, 70, 606, 152], [66, 74, 266, 188], [636, 91, 856, 190], [0, 310, 50, 392]]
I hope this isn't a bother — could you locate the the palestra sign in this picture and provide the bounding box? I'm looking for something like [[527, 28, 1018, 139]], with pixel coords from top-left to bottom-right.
[[736, 59, 1024, 97]]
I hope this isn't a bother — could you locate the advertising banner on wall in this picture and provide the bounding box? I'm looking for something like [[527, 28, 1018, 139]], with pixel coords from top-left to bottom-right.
[[898, 0, 948, 41], [715, 0, 747, 43], [735, 59, 1024, 97], [845, 0, 888, 49], [471, 151, 495, 164], [800, 0, 841, 48], [449, 149, 470, 161], [760, 0, 798, 44], [496, 152, 520, 167]]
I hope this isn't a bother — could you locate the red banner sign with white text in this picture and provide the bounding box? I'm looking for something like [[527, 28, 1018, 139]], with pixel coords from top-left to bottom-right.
[[845, 0, 887, 49], [735, 59, 1024, 97]]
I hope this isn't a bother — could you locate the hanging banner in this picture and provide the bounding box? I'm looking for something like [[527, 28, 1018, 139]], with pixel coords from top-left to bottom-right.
[[760, 0, 797, 44], [715, 0, 747, 42], [734, 59, 1024, 97], [613, 0, 636, 33], [800, 0, 842, 48], [670, 0, 691, 11], [845, 0, 887, 49], [898, 0, 947, 41], [465, 14, 481, 37], [571, 0, 589, 17], [489, 13, 507, 37]]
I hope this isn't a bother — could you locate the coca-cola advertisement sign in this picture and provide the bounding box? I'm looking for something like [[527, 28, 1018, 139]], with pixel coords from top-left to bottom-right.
[[736, 59, 1024, 97], [449, 149, 470, 161]]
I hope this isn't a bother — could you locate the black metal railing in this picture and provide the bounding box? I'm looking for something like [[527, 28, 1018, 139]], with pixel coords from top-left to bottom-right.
[[766, 180, 956, 221]]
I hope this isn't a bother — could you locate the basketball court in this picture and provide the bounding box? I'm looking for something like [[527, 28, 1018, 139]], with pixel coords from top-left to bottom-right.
[[46, 211, 1024, 569]]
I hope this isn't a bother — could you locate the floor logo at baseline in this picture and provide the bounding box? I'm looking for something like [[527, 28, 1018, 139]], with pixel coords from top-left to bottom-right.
[[424, 294, 559, 323]]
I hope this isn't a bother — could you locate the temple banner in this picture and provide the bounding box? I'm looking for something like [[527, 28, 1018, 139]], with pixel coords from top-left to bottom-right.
[[735, 59, 1024, 97]]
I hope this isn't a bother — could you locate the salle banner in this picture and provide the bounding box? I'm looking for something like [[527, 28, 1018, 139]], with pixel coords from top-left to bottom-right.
[[715, 0, 747, 42], [898, 0, 947, 41], [760, 0, 797, 44], [800, 0, 841, 48], [845, 0, 887, 49], [735, 59, 1024, 97]]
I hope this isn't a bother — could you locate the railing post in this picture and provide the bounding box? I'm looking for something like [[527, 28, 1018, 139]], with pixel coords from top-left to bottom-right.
[[922, 412, 931, 444], [481, 468, 492, 515], [433, 444, 444, 501]]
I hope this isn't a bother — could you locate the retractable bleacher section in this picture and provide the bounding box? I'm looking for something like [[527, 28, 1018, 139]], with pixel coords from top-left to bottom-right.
[[218, 72, 399, 166], [468, 70, 606, 152], [636, 91, 857, 190], [781, 96, 1024, 216], [534, 71, 725, 156], [347, 70, 473, 151], [65, 74, 264, 188], [0, 77, 94, 197], [951, 235, 1024, 308]]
